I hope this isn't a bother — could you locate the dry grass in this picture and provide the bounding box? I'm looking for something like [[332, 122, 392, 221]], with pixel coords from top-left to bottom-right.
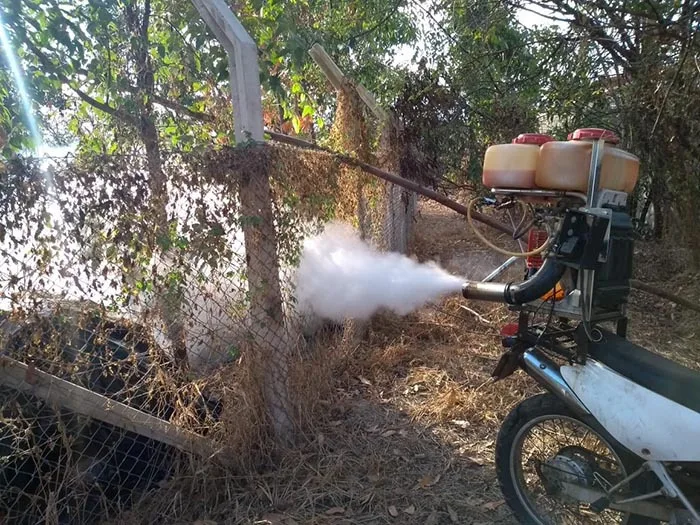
[[117, 197, 700, 525]]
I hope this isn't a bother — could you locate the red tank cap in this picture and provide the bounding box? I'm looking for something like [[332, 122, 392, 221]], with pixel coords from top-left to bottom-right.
[[512, 133, 555, 145], [568, 128, 620, 144]]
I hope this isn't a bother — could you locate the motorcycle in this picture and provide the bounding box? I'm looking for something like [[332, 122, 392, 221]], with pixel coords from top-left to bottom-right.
[[461, 137, 700, 524]]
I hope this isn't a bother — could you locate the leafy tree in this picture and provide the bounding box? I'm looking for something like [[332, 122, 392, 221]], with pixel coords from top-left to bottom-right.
[[507, 0, 700, 252], [0, 0, 422, 367], [393, 0, 543, 185]]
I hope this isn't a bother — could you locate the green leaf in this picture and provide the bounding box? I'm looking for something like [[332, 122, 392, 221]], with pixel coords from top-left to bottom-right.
[[302, 104, 314, 118]]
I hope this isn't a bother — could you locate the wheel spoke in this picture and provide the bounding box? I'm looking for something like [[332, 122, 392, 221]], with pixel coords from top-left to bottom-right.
[[512, 413, 630, 525]]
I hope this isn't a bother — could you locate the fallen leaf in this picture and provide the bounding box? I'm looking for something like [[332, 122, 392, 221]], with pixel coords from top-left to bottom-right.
[[403, 505, 416, 515], [391, 448, 410, 463], [415, 474, 432, 489], [414, 473, 441, 490], [329, 420, 343, 427], [451, 419, 470, 429], [317, 433, 325, 446], [482, 500, 505, 510], [358, 376, 372, 386], [388, 505, 399, 517], [466, 456, 484, 465], [465, 496, 485, 506], [325, 507, 345, 515], [194, 521, 217, 525], [368, 473, 381, 483], [399, 429, 408, 437], [381, 429, 396, 437], [447, 505, 458, 523], [425, 510, 439, 525], [366, 424, 380, 433]]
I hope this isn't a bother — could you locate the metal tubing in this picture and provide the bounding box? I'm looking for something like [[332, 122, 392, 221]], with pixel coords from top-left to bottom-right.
[[505, 258, 566, 304], [481, 256, 519, 283], [462, 281, 507, 302], [465, 258, 565, 304]]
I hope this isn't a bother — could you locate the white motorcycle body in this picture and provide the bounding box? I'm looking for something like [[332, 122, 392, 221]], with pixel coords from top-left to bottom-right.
[[562, 360, 700, 462]]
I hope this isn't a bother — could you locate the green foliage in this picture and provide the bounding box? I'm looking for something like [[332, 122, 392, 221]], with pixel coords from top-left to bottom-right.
[[3, 0, 699, 259], [1, 0, 418, 155], [1, 0, 229, 155], [393, 1, 542, 185]]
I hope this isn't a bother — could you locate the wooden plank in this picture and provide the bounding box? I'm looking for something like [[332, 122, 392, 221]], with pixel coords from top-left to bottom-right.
[[355, 82, 390, 124], [0, 356, 222, 458]]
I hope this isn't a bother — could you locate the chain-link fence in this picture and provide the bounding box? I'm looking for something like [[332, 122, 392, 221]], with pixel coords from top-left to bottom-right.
[[0, 94, 417, 522]]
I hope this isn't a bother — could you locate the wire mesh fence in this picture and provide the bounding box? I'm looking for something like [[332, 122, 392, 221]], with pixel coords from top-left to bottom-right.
[[0, 110, 417, 522]]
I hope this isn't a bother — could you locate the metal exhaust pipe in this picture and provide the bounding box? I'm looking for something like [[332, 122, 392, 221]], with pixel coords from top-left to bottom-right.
[[462, 258, 566, 304], [522, 349, 590, 416]]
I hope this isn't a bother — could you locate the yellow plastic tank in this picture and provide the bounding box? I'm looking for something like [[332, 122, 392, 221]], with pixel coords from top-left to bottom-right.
[[535, 128, 640, 193], [482, 133, 554, 189]]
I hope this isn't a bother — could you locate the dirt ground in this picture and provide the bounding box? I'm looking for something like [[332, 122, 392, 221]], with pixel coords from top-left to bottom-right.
[[132, 198, 700, 525]]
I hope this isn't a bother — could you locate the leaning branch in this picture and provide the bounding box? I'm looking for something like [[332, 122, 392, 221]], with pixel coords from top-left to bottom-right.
[[630, 279, 700, 314], [151, 94, 216, 123]]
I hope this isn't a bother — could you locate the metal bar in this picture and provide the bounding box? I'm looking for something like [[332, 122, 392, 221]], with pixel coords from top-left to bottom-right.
[[491, 188, 587, 202], [616, 489, 665, 505], [560, 483, 672, 522], [648, 461, 700, 522], [506, 209, 526, 252], [521, 349, 591, 415], [603, 464, 646, 496], [482, 256, 519, 282], [587, 137, 605, 207], [265, 130, 515, 236]]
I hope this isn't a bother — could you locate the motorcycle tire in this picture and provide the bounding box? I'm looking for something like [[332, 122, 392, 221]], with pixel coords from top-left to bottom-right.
[[496, 393, 660, 525]]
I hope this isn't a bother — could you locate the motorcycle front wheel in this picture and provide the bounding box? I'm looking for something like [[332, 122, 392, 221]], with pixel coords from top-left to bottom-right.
[[496, 393, 660, 525]]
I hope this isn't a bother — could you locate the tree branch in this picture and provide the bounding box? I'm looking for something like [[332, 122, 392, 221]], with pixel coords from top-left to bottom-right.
[[630, 279, 700, 314], [25, 41, 139, 127], [151, 94, 215, 122], [342, 0, 403, 45]]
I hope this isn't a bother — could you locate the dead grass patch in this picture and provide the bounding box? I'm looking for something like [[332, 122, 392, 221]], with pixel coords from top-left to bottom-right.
[[118, 195, 700, 525]]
